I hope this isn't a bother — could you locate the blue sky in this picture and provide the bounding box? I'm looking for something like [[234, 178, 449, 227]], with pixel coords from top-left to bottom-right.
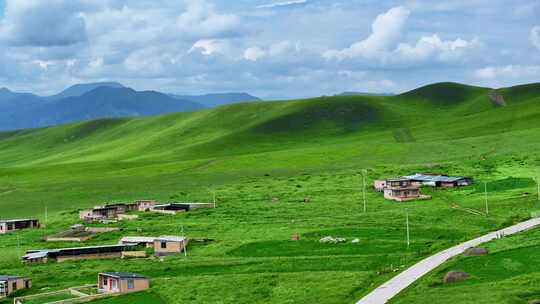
[[0, 0, 539, 98]]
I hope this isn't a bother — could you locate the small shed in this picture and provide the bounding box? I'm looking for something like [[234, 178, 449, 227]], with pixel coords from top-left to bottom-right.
[[98, 272, 149, 294], [0, 275, 31, 298], [0, 219, 40, 234], [120, 236, 156, 248], [154, 236, 189, 256]]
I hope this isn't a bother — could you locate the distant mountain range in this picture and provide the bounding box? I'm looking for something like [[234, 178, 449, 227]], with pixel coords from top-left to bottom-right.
[[334, 91, 395, 97], [170, 93, 261, 107], [0, 83, 261, 131]]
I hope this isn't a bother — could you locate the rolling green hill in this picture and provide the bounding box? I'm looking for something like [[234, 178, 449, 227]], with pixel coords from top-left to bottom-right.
[[0, 82, 539, 304], [0, 82, 538, 168]]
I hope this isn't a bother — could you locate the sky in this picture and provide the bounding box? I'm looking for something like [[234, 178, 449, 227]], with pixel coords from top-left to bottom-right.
[[0, 0, 539, 99]]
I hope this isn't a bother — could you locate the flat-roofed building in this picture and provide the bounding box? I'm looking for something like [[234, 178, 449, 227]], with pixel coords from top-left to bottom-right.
[[119, 236, 156, 248], [150, 203, 214, 215], [0, 219, 39, 234], [98, 272, 149, 294], [22, 244, 138, 264], [154, 236, 189, 256], [0, 275, 31, 298]]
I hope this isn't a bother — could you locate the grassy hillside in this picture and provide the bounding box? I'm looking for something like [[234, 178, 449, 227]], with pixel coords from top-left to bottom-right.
[[0, 82, 539, 304]]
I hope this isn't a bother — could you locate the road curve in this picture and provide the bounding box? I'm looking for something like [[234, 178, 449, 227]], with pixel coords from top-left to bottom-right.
[[356, 217, 540, 304]]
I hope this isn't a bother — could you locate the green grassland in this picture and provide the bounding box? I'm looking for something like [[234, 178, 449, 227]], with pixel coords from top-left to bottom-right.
[[0, 82, 539, 303], [391, 223, 540, 304]]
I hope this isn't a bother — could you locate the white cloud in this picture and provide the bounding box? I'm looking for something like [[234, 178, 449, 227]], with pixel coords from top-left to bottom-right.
[[189, 39, 228, 55], [531, 26, 540, 50], [268, 40, 293, 56], [396, 35, 479, 62], [177, 0, 240, 39], [473, 65, 540, 79], [244, 47, 266, 61], [257, 0, 308, 9], [243, 41, 296, 61], [324, 6, 410, 60], [32, 60, 54, 70], [324, 6, 479, 64]]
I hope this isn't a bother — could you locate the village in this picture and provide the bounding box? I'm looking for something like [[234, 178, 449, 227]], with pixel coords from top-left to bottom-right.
[[1, 198, 213, 303], [0, 172, 474, 303]]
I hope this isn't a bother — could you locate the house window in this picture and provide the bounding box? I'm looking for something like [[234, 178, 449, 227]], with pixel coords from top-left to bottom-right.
[[103, 277, 107, 286], [127, 279, 134, 289], [12, 282, 17, 291], [161, 242, 167, 249], [111, 279, 117, 289]]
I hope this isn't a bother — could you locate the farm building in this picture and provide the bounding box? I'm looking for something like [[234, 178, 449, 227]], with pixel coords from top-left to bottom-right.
[[0, 219, 39, 234], [79, 202, 139, 222], [383, 178, 431, 202], [120, 235, 189, 256], [0, 275, 31, 298], [98, 272, 149, 294], [21, 244, 139, 264], [154, 236, 189, 256], [151, 203, 214, 215], [135, 200, 157, 211], [119, 236, 157, 248], [402, 173, 473, 187]]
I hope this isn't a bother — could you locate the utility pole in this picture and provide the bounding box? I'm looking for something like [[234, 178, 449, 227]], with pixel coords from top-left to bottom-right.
[[180, 225, 187, 257], [484, 182, 489, 216], [362, 170, 367, 213], [537, 176, 540, 202], [406, 209, 410, 248]]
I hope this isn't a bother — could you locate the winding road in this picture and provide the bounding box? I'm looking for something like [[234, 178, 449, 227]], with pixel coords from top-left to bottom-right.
[[356, 217, 540, 304]]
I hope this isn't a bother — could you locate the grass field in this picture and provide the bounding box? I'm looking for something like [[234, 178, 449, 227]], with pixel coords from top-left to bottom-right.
[[0, 82, 539, 303]]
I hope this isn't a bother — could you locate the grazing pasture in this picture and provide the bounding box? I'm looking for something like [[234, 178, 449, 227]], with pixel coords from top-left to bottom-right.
[[0, 83, 539, 303]]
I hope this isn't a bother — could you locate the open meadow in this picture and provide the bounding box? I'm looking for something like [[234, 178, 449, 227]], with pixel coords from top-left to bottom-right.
[[1, 83, 540, 303]]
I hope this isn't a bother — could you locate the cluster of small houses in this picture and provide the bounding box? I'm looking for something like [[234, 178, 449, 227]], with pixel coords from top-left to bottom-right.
[[1, 199, 213, 301], [374, 173, 474, 201], [79, 199, 214, 222]]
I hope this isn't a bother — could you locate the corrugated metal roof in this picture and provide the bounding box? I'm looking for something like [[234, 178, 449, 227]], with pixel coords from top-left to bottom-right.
[[0, 275, 21, 281], [155, 235, 187, 242], [120, 236, 156, 244], [21, 251, 48, 260], [403, 173, 469, 183], [0, 219, 37, 224], [100, 272, 146, 279], [22, 244, 135, 260]]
